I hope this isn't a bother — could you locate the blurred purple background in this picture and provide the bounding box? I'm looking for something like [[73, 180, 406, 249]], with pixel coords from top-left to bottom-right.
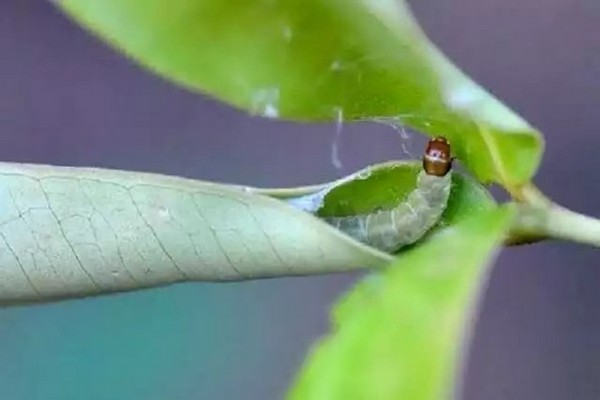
[[0, 0, 599, 399]]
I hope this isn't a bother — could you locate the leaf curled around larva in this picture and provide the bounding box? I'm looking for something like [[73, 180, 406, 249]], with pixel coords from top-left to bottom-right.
[[323, 170, 451, 253], [288, 137, 453, 253]]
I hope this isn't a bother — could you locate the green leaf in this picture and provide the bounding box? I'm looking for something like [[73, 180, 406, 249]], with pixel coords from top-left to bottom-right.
[[57, 0, 543, 186], [317, 161, 496, 224], [288, 207, 515, 400], [0, 162, 390, 305], [266, 161, 497, 248]]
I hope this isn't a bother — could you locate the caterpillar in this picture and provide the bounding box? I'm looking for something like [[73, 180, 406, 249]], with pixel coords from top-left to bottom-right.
[[287, 137, 453, 253]]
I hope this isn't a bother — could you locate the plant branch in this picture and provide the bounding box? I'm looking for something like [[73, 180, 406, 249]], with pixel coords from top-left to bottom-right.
[[507, 188, 600, 247]]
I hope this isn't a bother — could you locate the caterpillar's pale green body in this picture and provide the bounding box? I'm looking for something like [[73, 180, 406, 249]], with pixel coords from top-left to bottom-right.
[[288, 137, 454, 253], [322, 171, 451, 253]]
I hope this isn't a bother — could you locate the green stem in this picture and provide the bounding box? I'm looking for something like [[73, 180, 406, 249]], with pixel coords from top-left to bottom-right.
[[509, 203, 600, 248]]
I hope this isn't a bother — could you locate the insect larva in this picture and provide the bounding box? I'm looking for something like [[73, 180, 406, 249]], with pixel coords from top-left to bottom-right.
[[288, 137, 452, 253]]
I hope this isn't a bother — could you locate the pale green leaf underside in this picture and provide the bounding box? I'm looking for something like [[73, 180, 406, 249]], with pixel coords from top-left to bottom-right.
[[57, 0, 543, 186], [0, 160, 495, 304], [289, 207, 514, 400], [0, 163, 390, 305]]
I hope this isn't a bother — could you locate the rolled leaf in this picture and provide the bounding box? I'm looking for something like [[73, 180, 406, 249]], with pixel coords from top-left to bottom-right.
[[0, 160, 492, 304], [0, 163, 388, 304]]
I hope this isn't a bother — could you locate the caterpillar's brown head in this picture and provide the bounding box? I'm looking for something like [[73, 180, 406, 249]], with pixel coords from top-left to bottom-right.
[[423, 137, 452, 177]]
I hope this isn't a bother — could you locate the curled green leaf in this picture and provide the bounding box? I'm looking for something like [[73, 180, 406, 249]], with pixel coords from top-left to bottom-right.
[[0, 160, 491, 305], [269, 160, 497, 244], [0, 162, 389, 305]]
